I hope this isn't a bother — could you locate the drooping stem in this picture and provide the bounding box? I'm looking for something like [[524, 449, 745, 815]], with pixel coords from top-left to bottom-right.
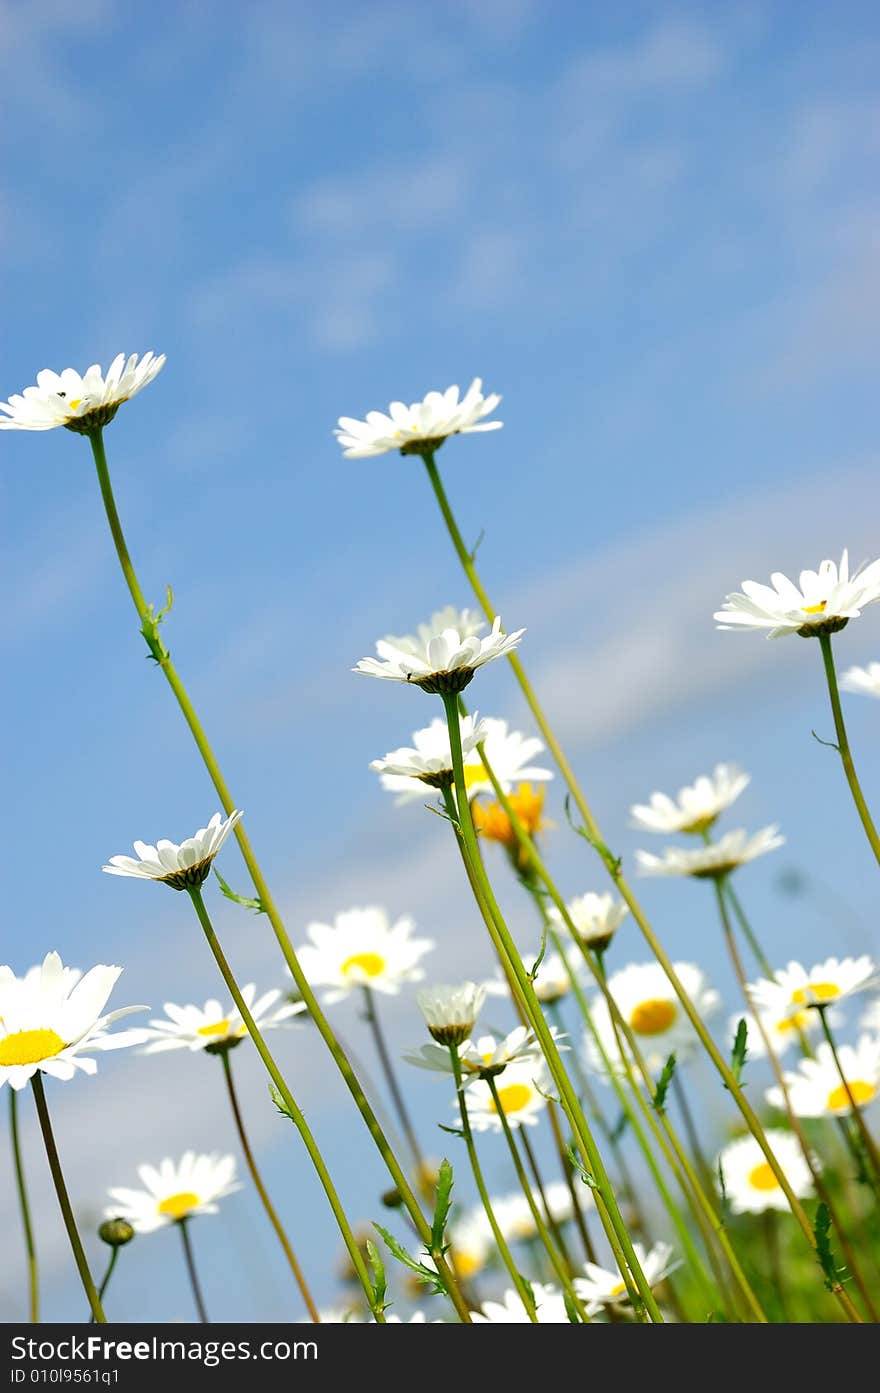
[[30, 1074, 105, 1323], [88, 431, 467, 1322], [219, 1051, 320, 1322], [439, 703, 661, 1322], [178, 1220, 209, 1323], [449, 1044, 536, 1320], [422, 450, 855, 1316], [818, 632, 880, 868], [9, 1089, 38, 1322], [361, 986, 428, 1188], [815, 1007, 880, 1186], [186, 886, 384, 1321], [90, 1249, 120, 1324]]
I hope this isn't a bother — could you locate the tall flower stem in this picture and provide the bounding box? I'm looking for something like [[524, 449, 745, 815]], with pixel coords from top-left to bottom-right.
[[186, 886, 384, 1320], [484, 1077, 592, 1322], [818, 633, 880, 868], [30, 1074, 105, 1323], [439, 701, 662, 1322], [88, 430, 467, 1322], [545, 1102, 599, 1265], [448, 1044, 537, 1321], [712, 880, 868, 1321], [421, 449, 862, 1316], [9, 1089, 38, 1323], [90, 1250, 120, 1324], [219, 1050, 320, 1322], [671, 1071, 714, 1201], [518, 1126, 575, 1273], [815, 1007, 880, 1185], [178, 1220, 208, 1323], [361, 986, 428, 1189]]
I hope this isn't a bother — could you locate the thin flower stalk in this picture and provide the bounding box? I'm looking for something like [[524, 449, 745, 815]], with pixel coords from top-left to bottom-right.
[[361, 985, 430, 1194], [9, 1090, 38, 1322], [814, 1008, 880, 1186], [448, 1043, 537, 1321], [179, 1219, 208, 1323], [219, 1051, 320, 1322], [30, 1075, 105, 1323], [439, 698, 663, 1322], [819, 634, 880, 868], [518, 1127, 576, 1275], [93, 1249, 120, 1322], [88, 429, 469, 1323]]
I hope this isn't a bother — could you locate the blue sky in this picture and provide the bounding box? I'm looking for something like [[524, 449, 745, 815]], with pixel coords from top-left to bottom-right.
[[2, 0, 880, 1322]]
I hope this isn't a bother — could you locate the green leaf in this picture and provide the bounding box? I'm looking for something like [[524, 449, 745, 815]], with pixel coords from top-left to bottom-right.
[[813, 1201, 846, 1292], [365, 1239, 387, 1311], [372, 1224, 448, 1297], [729, 1018, 748, 1087], [268, 1084, 293, 1122], [214, 866, 265, 913], [563, 1288, 582, 1324], [140, 584, 173, 664], [437, 1123, 465, 1138], [563, 795, 621, 875], [431, 1159, 454, 1254], [652, 1052, 677, 1115], [528, 918, 549, 984], [566, 1144, 597, 1190], [716, 1156, 728, 1209]]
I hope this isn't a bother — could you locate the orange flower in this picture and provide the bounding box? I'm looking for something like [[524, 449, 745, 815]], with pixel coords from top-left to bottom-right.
[[472, 782, 548, 853]]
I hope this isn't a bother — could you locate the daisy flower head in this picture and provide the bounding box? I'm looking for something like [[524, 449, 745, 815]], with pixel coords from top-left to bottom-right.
[[841, 662, 880, 699], [354, 616, 524, 696], [404, 1024, 556, 1084], [766, 1036, 880, 1118], [106, 1152, 240, 1233], [749, 957, 878, 1019], [102, 811, 242, 892], [0, 352, 165, 434], [630, 764, 750, 836], [470, 1283, 569, 1323], [461, 718, 553, 800], [0, 952, 147, 1091], [717, 1130, 816, 1214], [548, 890, 629, 952], [472, 783, 550, 867], [574, 1242, 678, 1310], [296, 906, 434, 1005], [491, 1181, 581, 1244], [635, 826, 784, 880], [416, 982, 487, 1046], [727, 1007, 823, 1062], [584, 961, 719, 1079], [714, 550, 880, 639], [141, 985, 305, 1057], [447, 1209, 493, 1280], [335, 378, 502, 459], [370, 713, 489, 797], [464, 1058, 552, 1132]]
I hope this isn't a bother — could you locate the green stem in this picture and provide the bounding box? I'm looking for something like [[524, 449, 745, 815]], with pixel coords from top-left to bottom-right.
[[187, 886, 383, 1321], [484, 1077, 592, 1321], [220, 1051, 320, 1322], [90, 1249, 119, 1324], [88, 430, 468, 1323], [816, 1007, 880, 1185], [719, 880, 774, 979], [9, 1089, 38, 1322], [818, 633, 880, 868], [439, 698, 662, 1322], [30, 1074, 105, 1323], [361, 986, 428, 1186], [423, 458, 848, 1317], [449, 1044, 537, 1320], [179, 1219, 208, 1323], [518, 1126, 575, 1273]]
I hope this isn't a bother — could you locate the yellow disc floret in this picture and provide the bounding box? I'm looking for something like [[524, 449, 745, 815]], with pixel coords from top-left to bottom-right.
[[0, 1029, 66, 1067]]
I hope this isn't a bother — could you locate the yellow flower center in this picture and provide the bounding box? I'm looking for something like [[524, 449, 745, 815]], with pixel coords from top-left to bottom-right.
[[451, 1247, 484, 1278], [463, 761, 489, 790], [473, 783, 547, 848], [490, 1082, 533, 1114], [67, 398, 82, 411], [827, 1080, 875, 1111], [607, 1280, 628, 1300], [341, 952, 386, 980], [790, 982, 840, 1005], [0, 1029, 65, 1067], [747, 1162, 780, 1192], [775, 1010, 811, 1035], [157, 1191, 200, 1220], [802, 600, 827, 615], [197, 1018, 232, 1037], [629, 999, 677, 1036]]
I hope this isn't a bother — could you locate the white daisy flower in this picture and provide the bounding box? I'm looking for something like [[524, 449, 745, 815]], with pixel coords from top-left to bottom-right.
[[841, 662, 880, 699], [749, 957, 878, 1019], [354, 616, 525, 696], [548, 890, 629, 951], [465, 1059, 552, 1133], [335, 379, 502, 459], [416, 982, 487, 1045], [717, 1130, 816, 1214], [714, 550, 880, 639], [381, 607, 486, 658], [405, 1025, 559, 1086], [0, 953, 146, 1091], [635, 826, 784, 880], [102, 810, 243, 891], [584, 962, 719, 1080], [490, 1180, 582, 1244], [766, 1037, 880, 1118], [726, 1008, 824, 1062], [0, 352, 165, 434], [141, 985, 305, 1056], [462, 717, 553, 799], [370, 713, 489, 797], [574, 1241, 678, 1309], [484, 950, 580, 1006], [314, 1307, 363, 1324], [296, 906, 434, 1005], [448, 1209, 494, 1279], [630, 764, 751, 836], [470, 1282, 569, 1323], [106, 1152, 240, 1233]]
